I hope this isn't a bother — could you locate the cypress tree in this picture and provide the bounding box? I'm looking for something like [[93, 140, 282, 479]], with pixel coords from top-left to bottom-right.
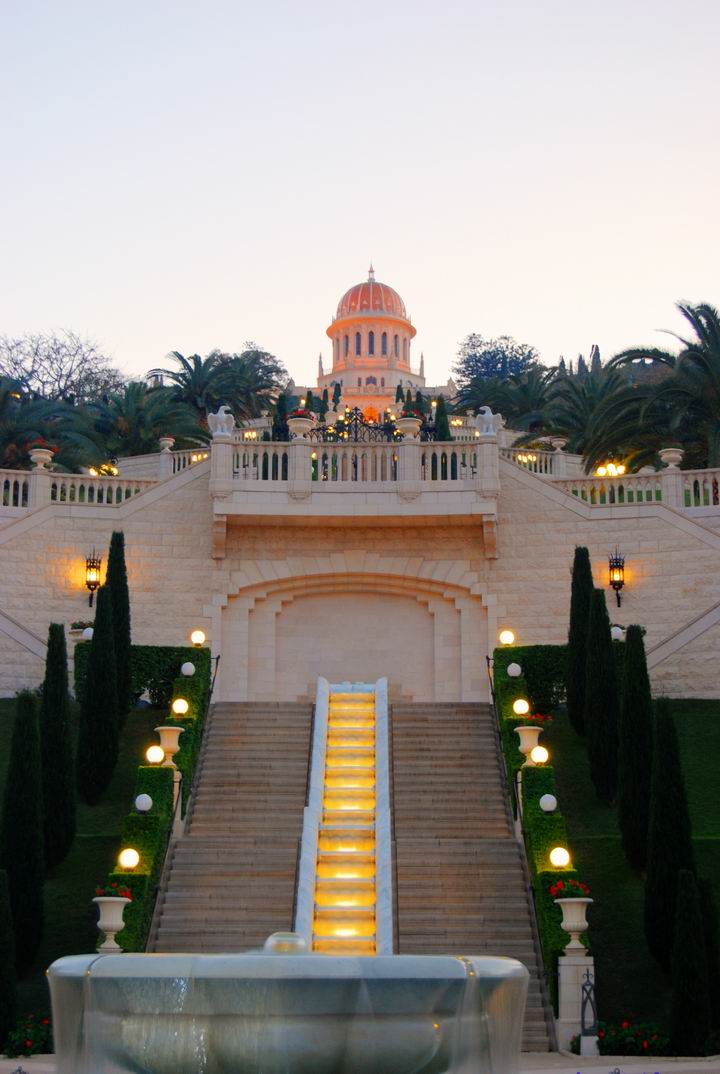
[[434, 396, 451, 440], [0, 870, 17, 1047], [645, 700, 696, 972], [305, 389, 315, 413], [414, 389, 426, 415], [40, 624, 76, 870], [699, 877, 720, 1033], [0, 692, 44, 970], [404, 388, 413, 411], [319, 388, 329, 418], [273, 393, 289, 441], [332, 382, 342, 406], [395, 383, 404, 404], [76, 585, 119, 804], [107, 531, 132, 718], [566, 546, 594, 734], [617, 625, 653, 868], [584, 589, 619, 803], [670, 871, 710, 1055]]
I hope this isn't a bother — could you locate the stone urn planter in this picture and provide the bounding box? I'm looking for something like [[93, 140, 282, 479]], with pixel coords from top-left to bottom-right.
[[155, 725, 185, 767], [158, 436, 175, 452], [29, 447, 54, 469], [324, 409, 339, 427], [554, 897, 593, 951], [514, 725, 542, 766], [396, 416, 422, 440], [659, 446, 684, 469], [550, 437, 568, 451], [93, 896, 131, 952], [288, 416, 315, 439]]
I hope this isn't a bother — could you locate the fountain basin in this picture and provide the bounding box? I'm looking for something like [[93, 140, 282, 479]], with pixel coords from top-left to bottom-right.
[[48, 952, 528, 1074]]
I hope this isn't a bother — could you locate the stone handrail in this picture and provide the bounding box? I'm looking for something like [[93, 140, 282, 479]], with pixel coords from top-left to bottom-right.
[[229, 440, 486, 490], [682, 468, 720, 508], [1, 469, 30, 508], [50, 475, 156, 506], [501, 447, 557, 475], [554, 472, 663, 505]]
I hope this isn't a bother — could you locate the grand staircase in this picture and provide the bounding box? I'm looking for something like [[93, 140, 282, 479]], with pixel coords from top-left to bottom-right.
[[149, 695, 553, 1051], [391, 702, 553, 1051], [149, 701, 313, 952]]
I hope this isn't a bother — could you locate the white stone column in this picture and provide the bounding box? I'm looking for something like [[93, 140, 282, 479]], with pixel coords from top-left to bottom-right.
[[27, 467, 51, 508], [556, 951, 596, 1050], [660, 466, 684, 509], [475, 437, 500, 497], [398, 439, 421, 500], [288, 439, 312, 500]]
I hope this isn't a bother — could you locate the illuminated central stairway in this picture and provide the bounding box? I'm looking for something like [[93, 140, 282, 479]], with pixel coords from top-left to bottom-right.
[[312, 689, 378, 954]]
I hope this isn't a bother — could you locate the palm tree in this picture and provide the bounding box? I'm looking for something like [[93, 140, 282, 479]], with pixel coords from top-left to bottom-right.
[[147, 353, 225, 423], [455, 368, 556, 433], [213, 347, 287, 421], [542, 368, 628, 457], [609, 303, 720, 466], [0, 378, 67, 469], [88, 383, 207, 457]]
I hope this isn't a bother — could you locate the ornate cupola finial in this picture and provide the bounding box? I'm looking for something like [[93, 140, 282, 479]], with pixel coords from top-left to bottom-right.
[[368, 263, 375, 282]]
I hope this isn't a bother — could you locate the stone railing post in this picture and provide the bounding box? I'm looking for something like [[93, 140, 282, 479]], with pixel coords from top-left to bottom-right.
[[28, 466, 52, 508], [557, 951, 597, 1052], [288, 438, 312, 500], [398, 439, 421, 500], [660, 466, 684, 509], [475, 436, 499, 497], [552, 448, 568, 478], [209, 438, 235, 497], [158, 445, 174, 480]]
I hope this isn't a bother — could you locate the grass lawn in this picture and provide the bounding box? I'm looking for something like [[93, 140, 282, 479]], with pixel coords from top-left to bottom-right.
[[0, 697, 159, 1016], [545, 698, 720, 1028]]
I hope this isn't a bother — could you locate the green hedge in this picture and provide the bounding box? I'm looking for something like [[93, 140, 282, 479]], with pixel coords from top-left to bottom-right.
[[74, 644, 211, 708], [493, 648, 586, 1012], [522, 766, 581, 1011], [111, 766, 173, 951], [102, 649, 212, 950], [494, 644, 567, 712]]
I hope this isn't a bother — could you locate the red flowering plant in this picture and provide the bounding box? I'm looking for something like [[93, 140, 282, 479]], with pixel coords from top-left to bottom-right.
[[3, 1013, 53, 1057], [549, 878, 591, 899], [400, 406, 423, 419], [94, 881, 132, 899], [570, 1018, 670, 1056], [288, 408, 316, 419], [524, 712, 553, 724], [24, 437, 59, 453]]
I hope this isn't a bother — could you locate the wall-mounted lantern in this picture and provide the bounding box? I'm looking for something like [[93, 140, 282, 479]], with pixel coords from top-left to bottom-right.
[[85, 552, 102, 606], [608, 551, 625, 607]]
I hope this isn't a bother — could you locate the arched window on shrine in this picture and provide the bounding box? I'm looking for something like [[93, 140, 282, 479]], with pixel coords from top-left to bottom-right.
[[394, 334, 399, 357], [366, 376, 377, 386], [344, 335, 349, 357], [382, 332, 388, 355], [355, 332, 361, 356], [368, 331, 375, 355]]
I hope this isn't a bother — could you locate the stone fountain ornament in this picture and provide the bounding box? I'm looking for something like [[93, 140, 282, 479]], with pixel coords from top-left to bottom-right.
[[48, 935, 529, 1073]]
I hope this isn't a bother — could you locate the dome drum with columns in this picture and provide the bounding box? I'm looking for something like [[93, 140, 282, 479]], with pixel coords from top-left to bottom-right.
[[294, 266, 455, 420]]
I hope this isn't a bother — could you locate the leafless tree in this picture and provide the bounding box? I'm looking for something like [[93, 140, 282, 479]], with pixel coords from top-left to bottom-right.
[[0, 331, 126, 402]]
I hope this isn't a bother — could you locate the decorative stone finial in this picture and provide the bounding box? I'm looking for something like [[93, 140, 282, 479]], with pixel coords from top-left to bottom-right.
[[368, 263, 375, 282], [207, 405, 236, 438]]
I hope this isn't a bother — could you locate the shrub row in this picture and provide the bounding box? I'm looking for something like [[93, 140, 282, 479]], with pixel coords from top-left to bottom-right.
[[102, 648, 212, 951], [493, 647, 582, 1011], [74, 644, 210, 708]]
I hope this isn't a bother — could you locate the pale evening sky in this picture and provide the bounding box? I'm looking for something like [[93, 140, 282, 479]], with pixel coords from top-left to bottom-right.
[[1, 0, 718, 389]]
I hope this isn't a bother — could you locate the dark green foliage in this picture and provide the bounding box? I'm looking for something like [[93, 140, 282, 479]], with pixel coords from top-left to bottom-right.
[[305, 389, 315, 412], [617, 625, 653, 868], [395, 383, 404, 403], [0, 870, 17, 1047], [404, 388, 413, 410], [319, 388, 329, 418], [107, 531, 132, 718], [584, 589, 619, 803], [40, 624, 76, 870], [414, 389, 426, 415], [521, 766, 579, 1010], [111, 766, 174, 951], [75, 643, 211, 709], [332, 382, 342, 405], [272, 392, 290, 441], [0, 692, 44, 970], [670, 871, 710, 1055], [434, 395, 451, 440], [493, 644, 567, 713], [698, 877, 720, 1032], [567, 546, 594, 734], [645, 701, 696, 972], [76, 586, 119, 804]]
